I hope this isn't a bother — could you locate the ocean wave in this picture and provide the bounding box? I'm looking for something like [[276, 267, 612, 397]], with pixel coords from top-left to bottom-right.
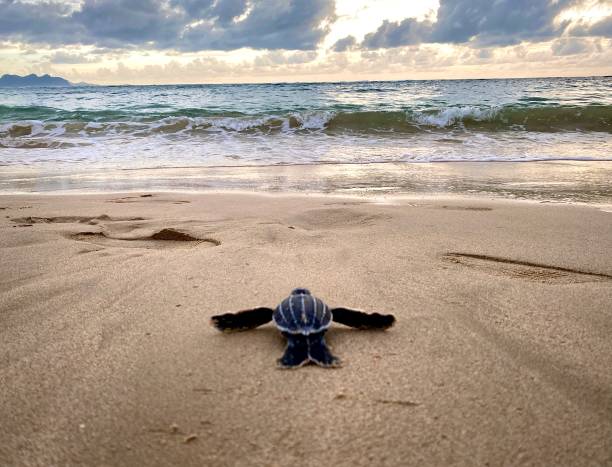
[[0, 104, 610, 148], [412, 106, 500, 127]]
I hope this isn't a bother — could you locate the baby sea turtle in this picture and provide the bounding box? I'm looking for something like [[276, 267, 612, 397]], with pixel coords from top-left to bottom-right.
[[211, 288, 395, 368]]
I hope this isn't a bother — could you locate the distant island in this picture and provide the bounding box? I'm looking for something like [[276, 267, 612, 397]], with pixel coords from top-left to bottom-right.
[[0, 74, 72, 87]]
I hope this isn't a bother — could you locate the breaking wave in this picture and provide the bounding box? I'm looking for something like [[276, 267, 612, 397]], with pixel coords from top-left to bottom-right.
[[0, 104, 610, 149]]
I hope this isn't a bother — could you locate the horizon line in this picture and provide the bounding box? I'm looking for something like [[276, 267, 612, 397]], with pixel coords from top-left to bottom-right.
[[2, 73, 609, 87]]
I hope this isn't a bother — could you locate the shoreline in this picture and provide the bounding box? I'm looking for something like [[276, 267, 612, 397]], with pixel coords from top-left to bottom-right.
[[2, 160, 612, 204], [2, 189, 612, 212]]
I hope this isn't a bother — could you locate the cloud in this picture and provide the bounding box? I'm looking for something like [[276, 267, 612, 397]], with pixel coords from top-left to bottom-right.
[[362, 0, 608, 49], [551, 37, 596, 55], [253, 50, 318, 66], [48, 50, 100, 64], [331, 35, 357, 52], [362, 18, 434, 48], [0, 0, 81, 45], [0, 0, 336, 51], [567, 15, 612, 37], [31, 36, 612, 84], [477, 48, 494, 59], [71, 0, 185, 48], [171, 0, 243, 22], [179, 0, 336, 51]]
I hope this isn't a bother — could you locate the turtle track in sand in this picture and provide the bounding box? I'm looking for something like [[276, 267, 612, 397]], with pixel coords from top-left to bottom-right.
[[442, 253, 612, 284], [439, 205, 493, 211], [71, 228, 220, 250], [288, 207, 391, 230], [11, 215, 145, 225], [106, 194, 191, 204]]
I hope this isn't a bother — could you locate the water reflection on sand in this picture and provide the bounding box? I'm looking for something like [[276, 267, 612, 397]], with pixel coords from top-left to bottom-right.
[[1, 161, 611, 204]]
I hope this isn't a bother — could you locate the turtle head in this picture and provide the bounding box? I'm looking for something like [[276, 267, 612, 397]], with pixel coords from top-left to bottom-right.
[[290, 288, 311, 296]]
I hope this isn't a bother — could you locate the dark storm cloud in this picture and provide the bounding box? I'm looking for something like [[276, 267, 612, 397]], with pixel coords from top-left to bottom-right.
[[0, 0, 336, 51], [362, 18, 434, 48], [72, 0, 185, 48], [209, 0, 249, 24], [331, 35, 357, 52], [362, 0, 609, 49], [180, 0, 336, 51], [0, 0, 81, 44], [428, 0, 575, 46], [168, 0, 249, 25]]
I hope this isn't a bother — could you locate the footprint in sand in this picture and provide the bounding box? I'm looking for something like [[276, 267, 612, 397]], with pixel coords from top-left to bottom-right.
[[10, 214, 219, 250], [71, 228, 220, 250], [442, 253, 612, 284]]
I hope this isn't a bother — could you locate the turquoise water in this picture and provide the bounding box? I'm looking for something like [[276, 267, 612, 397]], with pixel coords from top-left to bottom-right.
[[0, 77, 610, 170]]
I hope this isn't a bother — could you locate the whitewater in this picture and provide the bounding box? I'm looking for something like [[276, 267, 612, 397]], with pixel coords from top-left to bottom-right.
[[0, 77, 610, 171]]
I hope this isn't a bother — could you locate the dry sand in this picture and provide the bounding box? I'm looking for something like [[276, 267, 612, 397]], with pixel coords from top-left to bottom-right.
[[1, 192, 611, 466]]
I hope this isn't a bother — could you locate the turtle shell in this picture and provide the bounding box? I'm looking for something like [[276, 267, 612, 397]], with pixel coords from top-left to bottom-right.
[[273, 289, 332, 335]]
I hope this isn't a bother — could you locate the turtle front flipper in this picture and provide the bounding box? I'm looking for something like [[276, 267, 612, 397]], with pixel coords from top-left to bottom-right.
[[331, 307, 395, 330], [211, 307, 274, 332], [278, 333, 309, 368], [307, 332, 341, 368]]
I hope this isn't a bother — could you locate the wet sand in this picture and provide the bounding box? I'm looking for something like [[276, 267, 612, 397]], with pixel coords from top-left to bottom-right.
[[2, 160, 612, 204], [1, 192, 611, 466]]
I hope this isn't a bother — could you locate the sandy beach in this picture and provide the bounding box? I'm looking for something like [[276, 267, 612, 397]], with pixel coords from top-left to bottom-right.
[[2, 3, 611, 466], [1, 191, 611, 466]]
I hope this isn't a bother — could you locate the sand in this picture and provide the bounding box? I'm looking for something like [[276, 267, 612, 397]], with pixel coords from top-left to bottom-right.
[[0, 192, 611, 466]]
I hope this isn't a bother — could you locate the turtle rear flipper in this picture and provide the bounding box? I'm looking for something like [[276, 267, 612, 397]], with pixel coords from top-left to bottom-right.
[[307, 332, 341, 368], [278, 333, 309, 368], [211, 307, 274, 332], [332, 307, 395, 330]]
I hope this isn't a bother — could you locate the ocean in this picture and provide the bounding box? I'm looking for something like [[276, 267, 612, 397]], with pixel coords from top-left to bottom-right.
[[0, 76, 611, 198]]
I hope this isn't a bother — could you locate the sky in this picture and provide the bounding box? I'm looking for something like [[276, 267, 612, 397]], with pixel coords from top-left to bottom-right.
[[0, 0, 610, 84]]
